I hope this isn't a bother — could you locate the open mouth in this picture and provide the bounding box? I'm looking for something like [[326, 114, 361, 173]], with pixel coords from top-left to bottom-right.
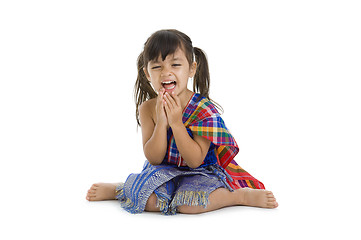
[[161, 80, 176, 90]]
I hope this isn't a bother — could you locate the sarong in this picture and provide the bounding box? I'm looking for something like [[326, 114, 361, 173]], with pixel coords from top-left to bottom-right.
[[116, 161, 233, 215]]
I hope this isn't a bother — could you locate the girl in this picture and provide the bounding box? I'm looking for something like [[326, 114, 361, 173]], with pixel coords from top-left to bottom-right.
[[86, 29, 278, 214]]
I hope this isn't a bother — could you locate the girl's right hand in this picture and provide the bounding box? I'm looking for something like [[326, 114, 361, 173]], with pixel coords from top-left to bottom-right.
[[155, 88, 168, 128]]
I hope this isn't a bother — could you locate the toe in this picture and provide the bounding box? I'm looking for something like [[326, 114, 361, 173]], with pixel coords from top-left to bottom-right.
[[88, 192, 96, 197], [87, 194, 97, 201], [266, 201, 277, 208], [266, 192, 274, 197], [86, 190, 97, 199]]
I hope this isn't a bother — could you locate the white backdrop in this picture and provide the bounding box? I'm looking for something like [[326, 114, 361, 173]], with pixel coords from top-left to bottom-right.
[[1, 0, 360, 239]]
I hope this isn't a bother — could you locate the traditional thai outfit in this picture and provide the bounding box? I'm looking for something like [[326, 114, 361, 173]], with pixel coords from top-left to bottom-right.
[[116, 93, 265, 215]]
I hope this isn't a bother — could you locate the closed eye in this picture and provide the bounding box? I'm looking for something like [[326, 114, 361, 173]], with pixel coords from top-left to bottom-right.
[[152, 66, 161, 69], [172, 64, 181, 67]]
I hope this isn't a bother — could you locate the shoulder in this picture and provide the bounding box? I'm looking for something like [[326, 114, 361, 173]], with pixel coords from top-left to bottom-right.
[[139, 98, 156, 113], [193, 95, 220, 115], [139, 98, 157, 123]]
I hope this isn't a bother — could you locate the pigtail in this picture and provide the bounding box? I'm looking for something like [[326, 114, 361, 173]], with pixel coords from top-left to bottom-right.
[[193, 47, 223, 113], [193, 47, 210, 100], [134, 51, 157, 126]]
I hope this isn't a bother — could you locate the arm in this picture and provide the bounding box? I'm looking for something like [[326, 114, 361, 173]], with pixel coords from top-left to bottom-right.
[[139, 91, 169, 165], [171, 124, 211, 169], [163, 92, 211, 169]]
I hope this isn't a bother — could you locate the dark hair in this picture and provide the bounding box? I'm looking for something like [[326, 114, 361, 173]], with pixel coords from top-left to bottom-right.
[[134, 29, 222, 126]]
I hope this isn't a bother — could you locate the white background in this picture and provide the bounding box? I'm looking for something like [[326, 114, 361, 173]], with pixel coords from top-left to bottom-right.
[[1, 0, 360, 239]]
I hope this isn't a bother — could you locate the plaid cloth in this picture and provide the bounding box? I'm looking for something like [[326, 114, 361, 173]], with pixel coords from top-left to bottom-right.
[[165, 93, 265, 190]]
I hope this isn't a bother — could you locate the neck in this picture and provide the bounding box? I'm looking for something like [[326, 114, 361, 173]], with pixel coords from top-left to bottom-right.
[[179, 89, 194, 111]]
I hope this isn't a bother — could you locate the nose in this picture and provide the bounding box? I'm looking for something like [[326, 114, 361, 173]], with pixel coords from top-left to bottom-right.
[[160, 65, 172, 77]]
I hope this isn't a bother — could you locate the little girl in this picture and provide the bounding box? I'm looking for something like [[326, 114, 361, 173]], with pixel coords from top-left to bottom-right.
[[86, 29, 278, 214]]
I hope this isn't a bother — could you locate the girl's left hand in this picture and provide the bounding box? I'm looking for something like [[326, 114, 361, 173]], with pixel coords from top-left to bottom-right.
[[163, 92, 183, 127]]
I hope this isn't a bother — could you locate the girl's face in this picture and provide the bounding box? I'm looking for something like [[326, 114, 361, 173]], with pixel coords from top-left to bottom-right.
[[144, 48, 196, 97]]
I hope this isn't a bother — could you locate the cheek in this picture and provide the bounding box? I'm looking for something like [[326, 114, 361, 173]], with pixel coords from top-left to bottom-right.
[[148, 73, 159, 84], [150, 80, 160, 89], [182, 72, 192, 83], [149, 77, 161, 91], [177, 69, 191, 79]]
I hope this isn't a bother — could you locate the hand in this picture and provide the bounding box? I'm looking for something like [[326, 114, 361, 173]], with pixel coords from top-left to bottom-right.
[[163, 91, 183, 127], [155, 88, 168, 128]]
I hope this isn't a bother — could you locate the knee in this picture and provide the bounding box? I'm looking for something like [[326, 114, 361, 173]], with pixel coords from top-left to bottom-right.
[[145, 193, 159, 212], [177, 205, 205, 214]]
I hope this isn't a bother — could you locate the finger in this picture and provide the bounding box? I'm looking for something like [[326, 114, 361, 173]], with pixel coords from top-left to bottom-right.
[[164, 92, 176, 108], [163, 99, 171, 114], [158, 88, 164, 99], [163, 92, 173, 109], [156, 94, 163, 110], [171, 91, 181, 106], [158, 89, 167, 108]]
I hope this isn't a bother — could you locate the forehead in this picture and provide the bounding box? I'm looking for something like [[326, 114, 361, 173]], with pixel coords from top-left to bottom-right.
[[150, 48, 187, 63]]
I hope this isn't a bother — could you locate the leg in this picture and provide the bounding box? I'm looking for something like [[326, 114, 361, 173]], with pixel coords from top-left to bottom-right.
[[87, 183, 162, 213], [144, 193, 161, 212], [86, 183, 120, 201], [177, 188, 238, 214], [178, 187, 278, 214]]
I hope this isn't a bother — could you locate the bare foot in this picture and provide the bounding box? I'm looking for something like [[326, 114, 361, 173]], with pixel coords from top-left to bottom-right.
[[86, 183, 120, 201], [237, 188, 278, 208]]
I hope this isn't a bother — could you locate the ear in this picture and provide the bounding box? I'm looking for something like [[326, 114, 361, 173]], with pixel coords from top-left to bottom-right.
[[143, 67, 151, 81], [189, 62, 197, 78]]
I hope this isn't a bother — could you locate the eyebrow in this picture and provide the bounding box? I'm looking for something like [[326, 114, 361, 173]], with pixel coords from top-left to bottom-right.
[[150, 56, 183, 63]]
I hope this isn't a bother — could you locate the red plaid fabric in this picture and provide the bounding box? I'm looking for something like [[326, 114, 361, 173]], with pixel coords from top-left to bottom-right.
[[165, 93, 265, 190]]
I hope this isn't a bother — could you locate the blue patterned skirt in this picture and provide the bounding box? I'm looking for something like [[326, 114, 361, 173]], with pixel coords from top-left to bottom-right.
[[116, 161, 234, 215]]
